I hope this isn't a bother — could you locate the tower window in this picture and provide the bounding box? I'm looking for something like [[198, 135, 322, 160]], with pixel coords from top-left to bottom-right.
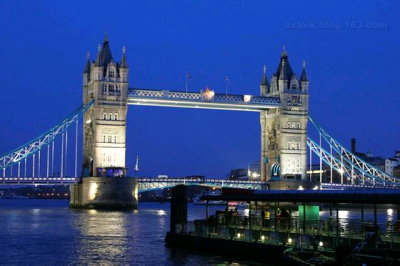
[[297, 122, 301, 129], [103, 135, 106, 143], [114, 113, 118, 120], [108, 113, 113, 120], [109, 70, 115, 78], [103, 113, 107, 120], [108, 136, 112, 143]]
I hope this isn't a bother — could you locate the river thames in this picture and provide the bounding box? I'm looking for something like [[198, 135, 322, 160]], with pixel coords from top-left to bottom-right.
[[0, 199, 274, 265], [0, 199, 395, 265]]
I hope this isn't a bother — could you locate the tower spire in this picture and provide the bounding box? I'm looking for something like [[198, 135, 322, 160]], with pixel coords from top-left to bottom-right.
[[260, 65, 269, 86], [84, 51, 91, 73], [300, 60, 308, 81], [95, 44, 101, 65], [282, 45, 287, 57], [120, 46, 128, 68], [104, 31, 108, 43]]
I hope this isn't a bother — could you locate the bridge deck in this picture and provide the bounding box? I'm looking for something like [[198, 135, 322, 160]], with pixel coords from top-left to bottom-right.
[[127, 88, 281, 111]]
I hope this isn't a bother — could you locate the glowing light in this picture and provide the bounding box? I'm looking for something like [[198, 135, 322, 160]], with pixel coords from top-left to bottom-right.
[[313, 185, 319, 190], [237, 233, 241, 238], [158, 210, 166, 216], [86, 120, 92, 124], [319, 241, 324, 247], [288, 238, 293, 244], [244, 95, 252, 103], [388, 209, 394, 216], [338, 169, 344, 174], [251, 172, 259, 179], [298, 186, 304, 190], [89, 182, 98, 200], [261, 235, 265, 241]]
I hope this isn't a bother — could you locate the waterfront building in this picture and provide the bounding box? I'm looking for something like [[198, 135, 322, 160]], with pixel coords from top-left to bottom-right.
[[385, 151, 400, 175]]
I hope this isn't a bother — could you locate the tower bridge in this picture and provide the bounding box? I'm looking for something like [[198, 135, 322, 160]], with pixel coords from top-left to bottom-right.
[[0, 37, 398, 209]]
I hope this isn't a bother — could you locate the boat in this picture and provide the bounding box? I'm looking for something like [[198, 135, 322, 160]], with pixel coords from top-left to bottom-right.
[[284, 248, 335, 266], [193, 195, 226, 205], [344, 232, 400, 265]]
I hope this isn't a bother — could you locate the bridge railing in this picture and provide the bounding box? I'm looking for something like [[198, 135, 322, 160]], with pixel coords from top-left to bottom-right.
[[127, 88, 281, 106], [137, 178, 267, 192]]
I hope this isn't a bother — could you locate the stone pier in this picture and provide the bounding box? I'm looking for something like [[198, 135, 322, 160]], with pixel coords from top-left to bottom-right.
[[70, 177, 138, 209]]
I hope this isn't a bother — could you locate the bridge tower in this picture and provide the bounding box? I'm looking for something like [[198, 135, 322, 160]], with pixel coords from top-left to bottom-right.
[[260, 48, 309, 188], [82, 36, 128, 177], [70, 36, 137, 209]]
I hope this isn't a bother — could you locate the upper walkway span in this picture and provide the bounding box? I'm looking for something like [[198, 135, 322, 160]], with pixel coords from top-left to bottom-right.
[[127, 88, 281, 112]]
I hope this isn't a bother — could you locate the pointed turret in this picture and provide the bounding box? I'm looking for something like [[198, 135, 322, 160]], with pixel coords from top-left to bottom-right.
[[260, 65, 269, 95], [95, 44, 102, 66], [99, 35, 114, 66], [95, 35, 114, 67], [83, 52, 91, 73], [275, 46, 294, 81], [260, 65, 269, 86], [300, 60, 308, 82], [300, 60, 309, 92], [120, 46, 128, 68]]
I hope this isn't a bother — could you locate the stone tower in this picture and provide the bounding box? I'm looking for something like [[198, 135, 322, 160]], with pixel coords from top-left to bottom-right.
[[82, 36, 129, 178], [260, 48, 309, 183], [70, 36, 137, 209]]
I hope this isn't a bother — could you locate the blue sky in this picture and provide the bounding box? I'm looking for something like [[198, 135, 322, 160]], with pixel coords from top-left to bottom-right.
[[0, 0, 399, 178]]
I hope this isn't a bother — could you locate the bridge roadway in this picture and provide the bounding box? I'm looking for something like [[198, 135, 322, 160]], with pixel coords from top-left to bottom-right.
[[3, 177, 399, 192], [0, 177, 268, 192], [127, 88, 281, 111]]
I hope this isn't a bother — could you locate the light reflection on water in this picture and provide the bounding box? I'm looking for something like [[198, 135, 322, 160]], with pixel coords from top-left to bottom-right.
[[0, 199, 268, 265]]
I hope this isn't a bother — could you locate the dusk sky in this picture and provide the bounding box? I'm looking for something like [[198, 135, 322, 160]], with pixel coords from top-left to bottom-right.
[[0, 0, 399, 178]]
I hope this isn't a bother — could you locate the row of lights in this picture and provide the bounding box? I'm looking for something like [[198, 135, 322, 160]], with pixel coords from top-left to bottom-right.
[[250, 234, 325, 248]]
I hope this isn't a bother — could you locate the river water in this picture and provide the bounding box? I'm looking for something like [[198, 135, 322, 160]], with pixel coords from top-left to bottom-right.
[[0, 199, 395, 265], [0, 199, 273, 265]]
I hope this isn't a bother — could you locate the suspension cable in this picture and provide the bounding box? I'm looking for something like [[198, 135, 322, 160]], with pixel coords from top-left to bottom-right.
[[61, 133, 64, 178], [75, 120, 78, 178]]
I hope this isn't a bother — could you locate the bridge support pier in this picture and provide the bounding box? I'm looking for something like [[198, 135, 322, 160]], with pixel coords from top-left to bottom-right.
[[69, 177, 138, 209]]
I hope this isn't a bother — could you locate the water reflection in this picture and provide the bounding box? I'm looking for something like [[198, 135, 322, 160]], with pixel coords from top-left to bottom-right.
[[387, 208, 394, 221], [75, 210, 130, 264], [338, 210, 349, 219]]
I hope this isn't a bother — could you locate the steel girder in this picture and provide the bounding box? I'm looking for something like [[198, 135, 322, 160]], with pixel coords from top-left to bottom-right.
[[0, 101, 93, 170], [308, 116, 400, 186], [137, 178, 267, 192]]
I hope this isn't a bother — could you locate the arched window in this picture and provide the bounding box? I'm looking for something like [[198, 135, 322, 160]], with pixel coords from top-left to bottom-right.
[[114, 113, 118, 120], [103, 113, 107, 120], [109, 113, 113, 120]]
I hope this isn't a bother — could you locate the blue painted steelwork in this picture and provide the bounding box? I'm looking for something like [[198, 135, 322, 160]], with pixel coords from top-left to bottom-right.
[[308, 116, 400, 186], [137, 178, 268, 192], [0, 101, 93, 170], [127, 88, 281, 112]]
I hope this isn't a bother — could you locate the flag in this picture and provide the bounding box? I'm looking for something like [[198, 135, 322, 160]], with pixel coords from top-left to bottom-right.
[[225, 76, 231, 84], [186, 73, 191, 80]]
